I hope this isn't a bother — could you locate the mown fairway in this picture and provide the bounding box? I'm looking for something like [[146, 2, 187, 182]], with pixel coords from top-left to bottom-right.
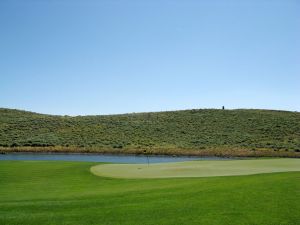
[[91, 158, 300, 178], [0, 161, 300, 225]]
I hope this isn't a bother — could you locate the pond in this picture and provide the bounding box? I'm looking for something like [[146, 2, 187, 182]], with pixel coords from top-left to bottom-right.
[[0, 152, 234, 164]]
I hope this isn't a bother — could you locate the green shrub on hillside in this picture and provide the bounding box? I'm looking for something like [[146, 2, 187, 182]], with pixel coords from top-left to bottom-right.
[[0, 108, 299, 154]]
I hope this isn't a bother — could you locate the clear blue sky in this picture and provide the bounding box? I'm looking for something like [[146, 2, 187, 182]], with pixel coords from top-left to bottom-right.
[[1, 0, 299, 115]]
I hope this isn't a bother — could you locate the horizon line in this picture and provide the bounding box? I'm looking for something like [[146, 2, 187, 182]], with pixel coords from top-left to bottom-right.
[[1, 107, 298, 117]]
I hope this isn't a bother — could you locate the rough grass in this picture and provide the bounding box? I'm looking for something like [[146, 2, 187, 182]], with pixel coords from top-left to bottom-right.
[[0, 161, 300, 225], [91, 158, 300, 178], [1, 108, 300, 157]]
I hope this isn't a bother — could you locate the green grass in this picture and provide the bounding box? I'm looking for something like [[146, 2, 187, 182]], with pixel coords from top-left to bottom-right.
[[1, 108, 300, 156], [0, 160, 300, 225], [91, 158, 300, 178]]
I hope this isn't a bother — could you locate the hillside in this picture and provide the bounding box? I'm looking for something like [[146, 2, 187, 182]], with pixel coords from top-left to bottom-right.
[[0, 108, 300, 156]]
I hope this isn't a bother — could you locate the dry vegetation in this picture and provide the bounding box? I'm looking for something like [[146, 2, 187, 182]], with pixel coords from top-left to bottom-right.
[[1, 108, 299, 157]]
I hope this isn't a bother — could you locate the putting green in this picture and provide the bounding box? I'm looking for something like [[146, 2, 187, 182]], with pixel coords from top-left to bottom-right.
[[91, 158, 300, 178]]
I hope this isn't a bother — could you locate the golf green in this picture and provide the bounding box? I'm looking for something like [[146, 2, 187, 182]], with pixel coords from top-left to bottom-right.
[[91, 158, 300, 178], [1, 160, 300, 225]]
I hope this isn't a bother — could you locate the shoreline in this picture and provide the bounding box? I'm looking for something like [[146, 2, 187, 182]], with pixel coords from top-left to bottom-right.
[[1, 147, 300, 158]]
